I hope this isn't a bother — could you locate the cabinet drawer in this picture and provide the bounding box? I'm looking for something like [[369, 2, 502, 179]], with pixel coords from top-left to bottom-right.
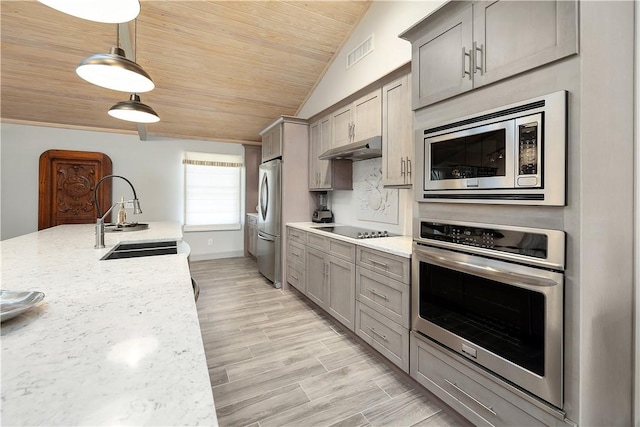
[[356, 266, 410, 328], [357, 247, 410, 284], [411, 333, 547, 426], [287, 241, 306, 264], [306, 233, 355, 263], [356, 302, 408, 373], [306, 232, 327, 251], [287, 227, 306, 245], [327, 238, 355, 262], [287, 261, 305, 294]]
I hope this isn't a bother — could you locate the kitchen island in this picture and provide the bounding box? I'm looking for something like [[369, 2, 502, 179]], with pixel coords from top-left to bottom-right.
[[1, 222, 217, 426]]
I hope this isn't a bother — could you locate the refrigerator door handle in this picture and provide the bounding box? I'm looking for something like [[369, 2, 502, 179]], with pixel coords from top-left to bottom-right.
[[259, 172, 269, 221], [258, 232, 275, 242]]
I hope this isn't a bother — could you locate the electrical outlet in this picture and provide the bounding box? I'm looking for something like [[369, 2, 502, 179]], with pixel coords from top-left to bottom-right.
[[207, 239, 213, 246]]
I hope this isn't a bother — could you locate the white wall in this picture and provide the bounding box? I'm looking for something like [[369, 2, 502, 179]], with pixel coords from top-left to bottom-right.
[[297, 0, 445, 119], [0, 123, 245, 259]]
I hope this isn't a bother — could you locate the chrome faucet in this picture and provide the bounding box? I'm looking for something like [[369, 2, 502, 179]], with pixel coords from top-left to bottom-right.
[[94, 174, 142, 248]]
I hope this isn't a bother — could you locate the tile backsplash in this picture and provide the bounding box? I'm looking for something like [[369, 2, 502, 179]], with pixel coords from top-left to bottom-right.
[[328, 157, 412, 235]]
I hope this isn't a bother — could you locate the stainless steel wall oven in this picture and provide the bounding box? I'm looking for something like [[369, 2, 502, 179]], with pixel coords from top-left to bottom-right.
[[419, 90, 567, 205], [412, 219, 565, 408]]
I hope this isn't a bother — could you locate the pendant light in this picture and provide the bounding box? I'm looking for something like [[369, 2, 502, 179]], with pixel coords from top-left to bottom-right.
[[108, 20, 160, 123], [37, 0, 140, 24], [108, 94, 160, 123], [76, 23, 154, 93]]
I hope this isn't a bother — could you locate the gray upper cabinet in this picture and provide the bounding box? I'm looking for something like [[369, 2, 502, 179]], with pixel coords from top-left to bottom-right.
[[331, 88, 382, 148], [261, 122, 283, 162], [409, 5, 474, 109], [472, 0, 578, 88], [308, 118, 328, 190], [401, 0, 578, 109], [382, 74, 413, 187], [309, 114, 352, 191]]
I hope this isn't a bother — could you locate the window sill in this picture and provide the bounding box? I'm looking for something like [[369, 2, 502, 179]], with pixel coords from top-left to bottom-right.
[[183, 224, 241, 233]]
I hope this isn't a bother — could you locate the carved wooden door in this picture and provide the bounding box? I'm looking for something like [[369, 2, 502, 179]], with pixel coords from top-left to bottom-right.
[[38, 149, 112, 230]]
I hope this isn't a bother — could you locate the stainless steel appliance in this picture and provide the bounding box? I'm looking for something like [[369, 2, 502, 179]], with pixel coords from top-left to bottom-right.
[[412, 219, 565, 408], [312, 193, 333, 223], [419, 91, 567, 205], [314, 225, 395, 239], [318, 135, 382, 161], [257, 158, 282, 288]]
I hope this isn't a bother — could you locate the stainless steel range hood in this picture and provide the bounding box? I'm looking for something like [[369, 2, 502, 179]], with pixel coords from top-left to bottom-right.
[[318, 136, 382, 161]]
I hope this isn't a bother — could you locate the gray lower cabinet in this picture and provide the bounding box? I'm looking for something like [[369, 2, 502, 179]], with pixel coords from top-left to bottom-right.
[[247, 214, 258, 257], [326, 254, 356, 330], [304, 244, 356, 331], [356, 302, 409, 372], [355, 246, 411, 373], [411, 332, 572, 427], [286, 240, 306, 294], [287, 228, 411, 369]]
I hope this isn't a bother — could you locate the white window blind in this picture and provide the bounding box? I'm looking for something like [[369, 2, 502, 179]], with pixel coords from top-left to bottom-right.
[[183, 152, 243, 231]]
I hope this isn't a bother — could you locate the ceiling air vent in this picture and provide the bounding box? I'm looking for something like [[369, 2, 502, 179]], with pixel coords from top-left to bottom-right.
[[346, 34, 374, 69]]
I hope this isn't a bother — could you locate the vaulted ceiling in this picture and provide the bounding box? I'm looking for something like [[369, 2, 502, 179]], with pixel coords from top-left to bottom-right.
[[1, 1, 371, 144]]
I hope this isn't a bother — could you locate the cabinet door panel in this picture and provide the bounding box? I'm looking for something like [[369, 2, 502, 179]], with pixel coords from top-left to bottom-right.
[[353, 89, 381, 142], [332, 105, 352, 148], [473, 0, 578, 87], [306, 247, 326, 308], [309, 120, 321, 189], [318, 116, 333, 188], [382, 74, 412, 187], [327, 255, 355, 331], [413, 5, 473, 109]]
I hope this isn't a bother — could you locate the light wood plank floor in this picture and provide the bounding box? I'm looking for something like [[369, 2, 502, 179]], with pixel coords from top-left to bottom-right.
[[191, 257, 470, 427]]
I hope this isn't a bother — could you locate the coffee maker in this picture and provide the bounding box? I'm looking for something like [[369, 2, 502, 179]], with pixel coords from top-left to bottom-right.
[[312, 192, 333, 223]]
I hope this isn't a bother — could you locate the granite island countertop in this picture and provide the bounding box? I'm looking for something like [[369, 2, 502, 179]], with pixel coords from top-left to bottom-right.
[[0, 222, 217, 426], [287, 222, 412, 258]]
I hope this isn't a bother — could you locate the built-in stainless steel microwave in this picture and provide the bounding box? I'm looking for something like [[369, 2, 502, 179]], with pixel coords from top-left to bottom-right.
[[419, 91, 567, 206]]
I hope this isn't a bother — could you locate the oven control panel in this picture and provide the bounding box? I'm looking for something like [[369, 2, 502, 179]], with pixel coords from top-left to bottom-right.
[[420, 221, 548, 259]]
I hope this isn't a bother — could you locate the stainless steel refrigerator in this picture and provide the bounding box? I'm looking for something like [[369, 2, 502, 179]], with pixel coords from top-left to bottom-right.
[[257, 158, 282, 288]]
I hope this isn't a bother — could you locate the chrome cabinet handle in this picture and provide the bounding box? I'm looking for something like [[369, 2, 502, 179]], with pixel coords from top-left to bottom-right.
[[369, 259, 388, 269], [474, 42, 484, 74], [400, 158, 405, 177], [368, 288, 388, 300], [368, 327, 387, 341], [292, 252, 299, 257], [462, 47, 471, 79], [444, 379, 497, 416], [292, 275, 299, 281], [406, 157, 412, 180]]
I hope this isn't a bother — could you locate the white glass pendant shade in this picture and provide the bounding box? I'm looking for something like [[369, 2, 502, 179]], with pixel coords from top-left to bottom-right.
[[108, 94, 160, 123], [37, 0, 140, 24], [76, 47, 154, 93]]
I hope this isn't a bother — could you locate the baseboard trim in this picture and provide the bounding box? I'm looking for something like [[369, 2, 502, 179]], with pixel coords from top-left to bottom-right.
[[188, 250, 245, 262]]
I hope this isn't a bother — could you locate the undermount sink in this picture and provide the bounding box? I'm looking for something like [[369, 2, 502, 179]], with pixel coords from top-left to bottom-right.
[[101, 240, 178, 260], [104, 222, 149, 233]]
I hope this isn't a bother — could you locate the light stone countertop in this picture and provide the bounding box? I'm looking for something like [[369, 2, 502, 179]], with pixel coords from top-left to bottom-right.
[[287, 222, 413, 258], [0, 222, 217, 426]]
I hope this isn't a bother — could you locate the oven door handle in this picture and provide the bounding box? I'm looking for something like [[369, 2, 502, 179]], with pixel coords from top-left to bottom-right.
[[416, 248, 558, 288]]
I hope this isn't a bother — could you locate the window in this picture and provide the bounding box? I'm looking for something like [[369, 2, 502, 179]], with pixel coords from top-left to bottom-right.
[[183, 151, 243, 231]]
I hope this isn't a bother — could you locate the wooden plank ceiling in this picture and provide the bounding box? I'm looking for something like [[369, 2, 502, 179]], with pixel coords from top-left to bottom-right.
[[1, 1, 371, 144]]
